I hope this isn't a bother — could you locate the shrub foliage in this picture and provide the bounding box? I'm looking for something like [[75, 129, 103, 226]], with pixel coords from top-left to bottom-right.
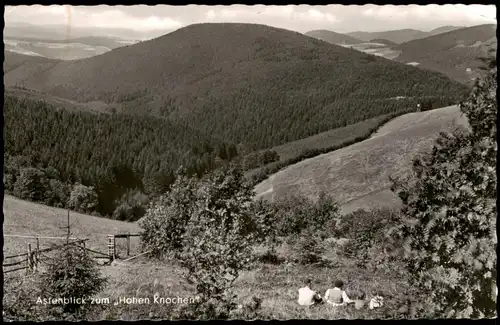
[[391, 59, 496, 318], [140, 166, 260, 318]]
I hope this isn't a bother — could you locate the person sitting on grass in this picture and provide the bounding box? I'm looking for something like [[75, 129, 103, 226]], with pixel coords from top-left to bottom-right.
[[324, 280, 354, 306], [368, 290, 384, 310], [298, 278, 323, 306]]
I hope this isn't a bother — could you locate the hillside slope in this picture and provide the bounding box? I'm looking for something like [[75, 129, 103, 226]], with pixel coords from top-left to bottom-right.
[[393, 24, 497, 84], [3, 195, 141, 257], [4, 23, 469, 151], [254, 105, 469, 214], [428, 25, 466, 36], [4, 51, 59, 74], [4, 95, 238, 218], [304, 30, 363, 44]]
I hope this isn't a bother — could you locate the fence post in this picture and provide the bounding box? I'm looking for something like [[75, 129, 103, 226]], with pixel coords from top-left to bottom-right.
[[127, 232, 131, 257], [27, 243, 33, 273], [35, 239, 40, 272], [108, 235, 115, 261]]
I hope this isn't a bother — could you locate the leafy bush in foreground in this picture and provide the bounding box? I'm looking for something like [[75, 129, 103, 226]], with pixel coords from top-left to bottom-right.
[[139, 167, 198, 256], [391, 59, 497, 318], [177, 167, 258, 317], [141, 166, 260, 319]]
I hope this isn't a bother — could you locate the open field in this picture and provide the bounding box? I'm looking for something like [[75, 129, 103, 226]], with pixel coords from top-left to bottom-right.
[[90, 240, 409, 320], [2, 195, 410, 320], [267, 114, 392, 163], [2, 195, 141, 257], [245, 110, 414, 183], [254, 105, 469, 213], [4, 238, 408, 320]]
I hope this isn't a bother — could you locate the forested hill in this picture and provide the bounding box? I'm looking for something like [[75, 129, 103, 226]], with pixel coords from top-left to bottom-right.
[[393, 24, 497, 84], [4, 95, 239, 219], [4, 50, 59, 74], [428, 25, 466, 36], [5, 23, 470, 151]]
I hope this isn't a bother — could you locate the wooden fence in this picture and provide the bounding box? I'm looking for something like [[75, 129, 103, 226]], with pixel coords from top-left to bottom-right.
[[3, 238, 89, 274], [3, 232, 143, 274], [108, 233, 141, 260]]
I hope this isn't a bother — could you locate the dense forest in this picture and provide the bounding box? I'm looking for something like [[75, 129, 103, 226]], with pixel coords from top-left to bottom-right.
[[5, 23, 470, 151], [3, 91, 460, 221], [4, 95, 240, 219]]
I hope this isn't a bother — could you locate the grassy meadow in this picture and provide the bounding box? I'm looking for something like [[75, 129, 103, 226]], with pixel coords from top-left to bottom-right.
[[3, 195, 409, 320], [88, 240, 410, 320], [2, 195, 141, 258], [266, 114, 392, 163], [254, 105, 469, 213]]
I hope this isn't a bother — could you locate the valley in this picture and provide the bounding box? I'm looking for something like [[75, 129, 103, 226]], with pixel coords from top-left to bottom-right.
[[4, 36, 138, 60]]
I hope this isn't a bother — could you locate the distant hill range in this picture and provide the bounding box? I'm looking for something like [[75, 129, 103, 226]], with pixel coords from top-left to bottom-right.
[[393, 24, 497, 84], [4, 21, 166, 41], [4, 35, 137, 60], [4, 35, 134, 50], [347, 29, 429, 44], [304, 24, 496, 84], [4, 22, 143, 60], [304, 30, 363, 44], [346, 26, 466, 44], [4, 23, 469, 152]]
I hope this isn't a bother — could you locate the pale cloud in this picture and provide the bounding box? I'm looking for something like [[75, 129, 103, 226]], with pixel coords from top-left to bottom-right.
[[291, 8, 339, 24], [259, 5, 295, 17], [206, 9, 216, 20], [377, 5, 399, 19], [308, 9, 324, 19], [220, 8, 241, 18], [4, 4, 497, 39], [69, 7, 183, 31], [363, 8, 375, 17], [5, 5, 183, 32]]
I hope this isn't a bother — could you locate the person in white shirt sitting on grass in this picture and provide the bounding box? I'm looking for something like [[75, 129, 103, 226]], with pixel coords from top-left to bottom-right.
[[297, 278, 323, 306], [369, 289, 384, 310], [324, 280, 354, 306]]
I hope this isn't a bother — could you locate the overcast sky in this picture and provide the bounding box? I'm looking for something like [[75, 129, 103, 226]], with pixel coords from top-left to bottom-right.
[[5, 5, 497, 39]]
